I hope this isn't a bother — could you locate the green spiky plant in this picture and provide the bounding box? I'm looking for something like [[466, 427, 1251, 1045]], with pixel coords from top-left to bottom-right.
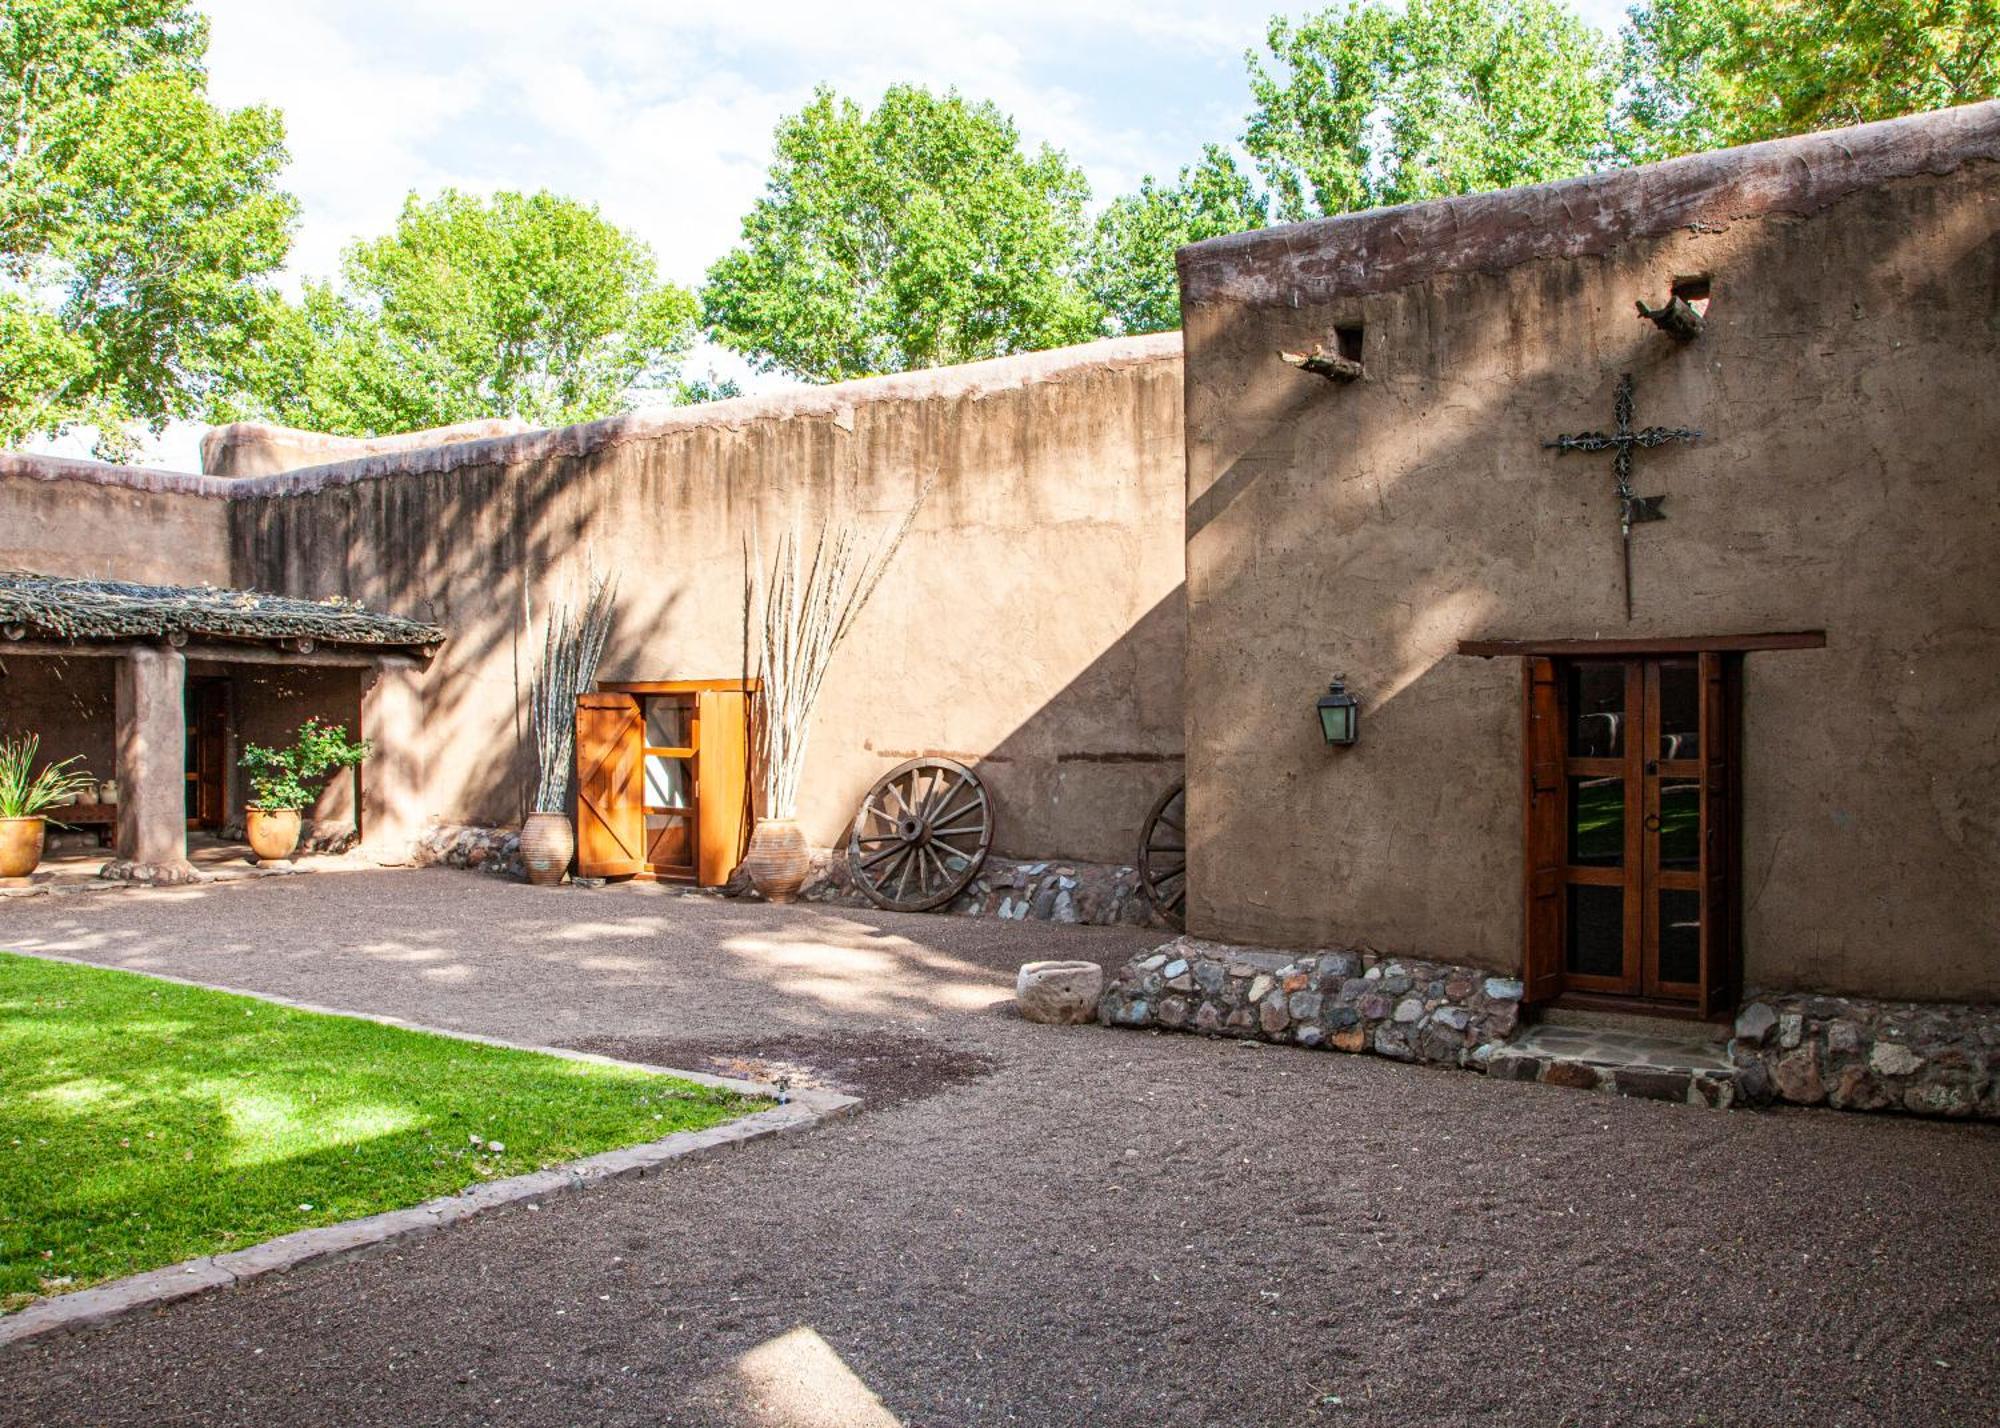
[[0, 736, 93, 820]]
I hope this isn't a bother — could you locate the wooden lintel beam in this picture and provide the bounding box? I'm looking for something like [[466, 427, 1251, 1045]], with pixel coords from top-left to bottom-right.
[[0, 639, 432, 669], [1458, 631, 1827, 659]]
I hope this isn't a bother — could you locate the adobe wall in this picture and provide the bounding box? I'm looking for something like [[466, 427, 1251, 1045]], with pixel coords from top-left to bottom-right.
[[0, 456, 232, 586], [223, 335, 1188, 863], [200, 418, 535, 479], [1177, 103, 2000, 1002]]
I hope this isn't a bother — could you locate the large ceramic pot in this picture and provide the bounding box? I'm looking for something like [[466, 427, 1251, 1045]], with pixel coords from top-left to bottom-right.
[[0, 816, 46, 879], [519, 811, 575, 886], [740, 818, 810, 902], [245, 807, 303, 863]]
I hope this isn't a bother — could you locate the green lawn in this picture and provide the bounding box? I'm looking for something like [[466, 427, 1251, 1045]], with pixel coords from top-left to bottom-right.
[[0, 951, 765, 1311]]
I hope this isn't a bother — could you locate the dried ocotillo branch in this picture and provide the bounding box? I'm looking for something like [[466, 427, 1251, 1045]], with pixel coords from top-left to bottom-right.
[[529, 565, 618, 814], [745, 476, 934, 822]]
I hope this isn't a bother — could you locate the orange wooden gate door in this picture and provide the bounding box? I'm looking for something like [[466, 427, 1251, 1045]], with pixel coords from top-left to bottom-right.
[[575, 692, 644, 877]]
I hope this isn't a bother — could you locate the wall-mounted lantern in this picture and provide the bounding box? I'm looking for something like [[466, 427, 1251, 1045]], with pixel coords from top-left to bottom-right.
[[1316, 677, 1360, 746]]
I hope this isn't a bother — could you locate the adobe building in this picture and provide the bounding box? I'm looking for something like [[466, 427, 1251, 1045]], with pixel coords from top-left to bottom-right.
[[3, 101, 1995, 1116], [1, 334, 1186, 904], [1096, 100, 2000, 1116]]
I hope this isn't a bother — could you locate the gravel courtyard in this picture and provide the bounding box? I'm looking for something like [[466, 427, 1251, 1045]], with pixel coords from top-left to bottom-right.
[[2, 869, 1995, 1427]]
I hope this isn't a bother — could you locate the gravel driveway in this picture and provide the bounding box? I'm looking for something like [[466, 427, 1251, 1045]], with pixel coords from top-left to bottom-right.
[[2, 869, 1995, 1427]]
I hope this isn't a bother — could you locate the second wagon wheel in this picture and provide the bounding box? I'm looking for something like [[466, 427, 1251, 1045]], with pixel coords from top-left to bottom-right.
[[1137, 781, 1187, 930], [848, 757, 993, 912]]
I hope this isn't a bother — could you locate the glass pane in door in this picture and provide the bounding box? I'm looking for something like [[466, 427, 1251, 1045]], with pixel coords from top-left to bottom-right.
[[1565, 883, 1625, 978], [645, 813, 693, 870], [1658, 779, 1701, 869], [1658, 888, 1702, 985], [1567, 662, 1626, 757], [1656, 661, 1700, 760], [1567, 777, 1624, 865], [644, 755, 691, 810], [645, 698, 693, 749]]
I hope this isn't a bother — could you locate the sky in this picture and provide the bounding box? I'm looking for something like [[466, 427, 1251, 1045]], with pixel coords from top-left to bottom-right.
[[54, 0, 1636, 471]]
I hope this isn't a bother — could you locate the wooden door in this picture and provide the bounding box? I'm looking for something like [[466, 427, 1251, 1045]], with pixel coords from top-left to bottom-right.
[[1522, 657, 1567, 1004], [184, 678, 229, 828], [1523, 654, 1739, 1009], [575, 692, 644, 877], [694, 689, 750, 887]]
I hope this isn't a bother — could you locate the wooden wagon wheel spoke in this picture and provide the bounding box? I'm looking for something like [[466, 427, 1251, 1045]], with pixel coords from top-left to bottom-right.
[[1136, 781, 1188, 931], [848, 757, 994, 912]]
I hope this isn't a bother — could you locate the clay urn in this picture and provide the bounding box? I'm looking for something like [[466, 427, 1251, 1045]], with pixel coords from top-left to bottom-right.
[[245, 807, 302, 863], [519, 811, 575, 886], [740, 818, 810, 902], [0, 816, 46, 879]]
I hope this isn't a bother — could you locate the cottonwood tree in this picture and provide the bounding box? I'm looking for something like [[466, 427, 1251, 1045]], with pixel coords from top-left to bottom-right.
[[1244, 0, 1618, 221], [1, 0, 294, 458], [1620, 0, 2000, 161], [233, 189, 699, 436], [1085, 145, 1269, 336], [702, 84, 1103, 382]]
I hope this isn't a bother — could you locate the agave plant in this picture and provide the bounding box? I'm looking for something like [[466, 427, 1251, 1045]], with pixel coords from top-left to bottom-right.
[[0, 735, 94, 819]]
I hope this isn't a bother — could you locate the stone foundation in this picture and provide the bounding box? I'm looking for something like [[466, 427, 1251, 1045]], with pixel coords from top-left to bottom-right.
[[1730, 993, 1999, 1120], [802, 850, 1164, 928], [415, 823, 524, 879], [1098, 936, 1524, 1063], [1101, 938, 1999, 1121]]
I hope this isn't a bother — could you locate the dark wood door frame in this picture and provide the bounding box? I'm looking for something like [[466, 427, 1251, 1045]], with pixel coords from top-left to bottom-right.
[[1517, 649, 1746, 1017]]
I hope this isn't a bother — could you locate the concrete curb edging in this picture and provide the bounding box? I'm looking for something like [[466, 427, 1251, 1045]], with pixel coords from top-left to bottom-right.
[[0, 950, 860, 1352]]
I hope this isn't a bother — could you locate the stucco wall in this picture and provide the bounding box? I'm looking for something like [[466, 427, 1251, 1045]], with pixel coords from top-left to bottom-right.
[[201, 418, 535, 478], [224, 335, 1188, 862], [0, 456, 232, 586], [1178, 103, 2000, 1002]]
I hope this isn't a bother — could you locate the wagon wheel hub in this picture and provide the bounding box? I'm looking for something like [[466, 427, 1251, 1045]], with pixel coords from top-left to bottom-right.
[[898, 815, 927, 844]]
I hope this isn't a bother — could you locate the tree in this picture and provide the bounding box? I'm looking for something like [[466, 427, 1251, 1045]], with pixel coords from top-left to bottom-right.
[[233, 189, 699, 436], [1085, 145, 1269, 335], [1620, 0, 2000, 162], [1, 0, 294, 458], [703, 85, 1103, 382], [1243, 0, 1617, 221]]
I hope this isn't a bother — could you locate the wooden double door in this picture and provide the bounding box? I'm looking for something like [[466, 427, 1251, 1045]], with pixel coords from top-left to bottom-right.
[[573, 681, 752, 886], [1525, 654, 1738, 1014]]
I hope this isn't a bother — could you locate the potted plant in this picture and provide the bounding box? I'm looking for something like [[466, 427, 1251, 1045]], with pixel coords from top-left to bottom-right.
[[0, 735, 93, 879], [239, 718, 372, 863], [741, 481, 928, 901], [524, 570, 616, 886]]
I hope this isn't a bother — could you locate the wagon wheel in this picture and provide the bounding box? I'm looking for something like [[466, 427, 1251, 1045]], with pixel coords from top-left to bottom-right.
[[849, 757, 993, 912], [1137, 781, 1187, 930]]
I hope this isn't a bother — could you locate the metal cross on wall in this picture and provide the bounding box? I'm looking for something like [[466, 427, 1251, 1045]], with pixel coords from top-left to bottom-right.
[[1543, 372, 1701, 619]]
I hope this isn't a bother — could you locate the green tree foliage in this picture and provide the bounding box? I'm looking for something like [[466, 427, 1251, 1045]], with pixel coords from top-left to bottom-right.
[[1, 0, 293, 458], [1244, 0, 1618, 221], [703, 84, 1103, 382], [234, 189, 699, 437], [1085, 145, 1269, 335], [1620, 0, 2000, 161]]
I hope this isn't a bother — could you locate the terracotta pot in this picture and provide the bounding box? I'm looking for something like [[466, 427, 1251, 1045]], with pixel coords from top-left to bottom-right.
[[520, 811, 575, 886], [245, 807, 302, 863], [0, 816, 46, 879], [740, 818, 810, 902]]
